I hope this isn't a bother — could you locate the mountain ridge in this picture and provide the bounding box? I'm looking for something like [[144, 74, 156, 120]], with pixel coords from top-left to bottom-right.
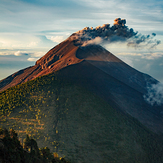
[[0, 40, 158, 93], [0, 40, 82, 92], [0, 38, 163, 134]]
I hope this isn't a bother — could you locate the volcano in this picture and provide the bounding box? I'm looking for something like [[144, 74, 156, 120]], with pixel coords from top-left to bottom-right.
[[1, 33, 163, 162], [1, 37, 163, 133]]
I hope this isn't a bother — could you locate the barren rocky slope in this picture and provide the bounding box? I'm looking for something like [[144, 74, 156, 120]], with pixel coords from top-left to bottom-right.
[[0, 40, 82, 92]]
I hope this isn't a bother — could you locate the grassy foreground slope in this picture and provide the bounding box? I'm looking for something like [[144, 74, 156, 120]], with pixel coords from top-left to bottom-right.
[[0, 71, 163, 163]]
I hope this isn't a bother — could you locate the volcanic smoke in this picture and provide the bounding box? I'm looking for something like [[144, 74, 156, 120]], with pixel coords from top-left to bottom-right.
[[69, 18, 161, 48]]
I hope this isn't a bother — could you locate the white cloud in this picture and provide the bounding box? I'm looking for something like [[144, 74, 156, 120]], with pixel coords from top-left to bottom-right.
[[14, 51, 28, 56], [141, 52, 163, 60], [117, 52, 163, 60], [49, 36, 64, 43], [31, 52, 45, 57], [27, 57, 39, 62], [82, 37, 102, 46], [117, 52, 142, 56], [74, 0, 116, 9], [0, 52, 12, 56], [144, 82, 163, 106], [27, 52, 45, 61], [0, 50, 45, 59], [0, 51, 29, 56], [0, 34, 40, 48], [27, 42, 38, 47]]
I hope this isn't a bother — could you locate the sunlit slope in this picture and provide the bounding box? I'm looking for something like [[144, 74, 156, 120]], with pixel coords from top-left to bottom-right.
[[0, 71, 163, 163], [0, 40, 82, 92]]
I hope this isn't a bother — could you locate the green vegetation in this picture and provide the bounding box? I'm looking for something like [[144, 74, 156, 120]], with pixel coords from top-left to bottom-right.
[[0, 128, 70, 163], [0, 72, 63, 150], [0, 71, 163, 162]]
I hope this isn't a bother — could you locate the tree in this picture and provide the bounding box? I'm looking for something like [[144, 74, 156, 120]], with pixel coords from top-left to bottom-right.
[[24, 135, 39, 155], [0, 129, 71, 163], [40, 146, 53, 161]]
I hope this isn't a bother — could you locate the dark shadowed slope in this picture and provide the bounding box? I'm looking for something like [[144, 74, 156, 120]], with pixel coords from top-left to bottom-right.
[[76, 45, 158, 94], [1, 72, 163, 163], [54, 59, 163, 134]]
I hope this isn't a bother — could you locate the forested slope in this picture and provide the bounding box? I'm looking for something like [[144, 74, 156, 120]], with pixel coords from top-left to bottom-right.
[[0, 71, 163, 163]]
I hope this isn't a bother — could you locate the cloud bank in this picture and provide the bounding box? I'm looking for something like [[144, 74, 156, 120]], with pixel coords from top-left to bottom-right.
[[117, 52, 163, 60], [144, 82, 163, 106], [27, 58, 39, 62], [0, 51, 29, 56], [14, 51, 29, 56], [69, 18, 161, 48], [49, 36, 65, 43]]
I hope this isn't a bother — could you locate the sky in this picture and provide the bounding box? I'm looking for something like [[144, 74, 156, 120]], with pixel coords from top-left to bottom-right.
[[0, 0, 163, 83]]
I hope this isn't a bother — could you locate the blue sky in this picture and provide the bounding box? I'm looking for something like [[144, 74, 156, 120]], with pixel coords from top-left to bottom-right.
[[0, 0, 163, 82]]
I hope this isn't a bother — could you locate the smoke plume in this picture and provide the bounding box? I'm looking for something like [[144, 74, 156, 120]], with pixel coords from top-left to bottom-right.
[[69, 18, 161, 48], [144, 82, 163, 106], [127, 33, 161, 49]]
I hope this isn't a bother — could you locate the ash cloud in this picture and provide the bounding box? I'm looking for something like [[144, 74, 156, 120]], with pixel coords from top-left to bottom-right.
[[144, 83, 163, 106], [127, 33, 161, 49], [69, 18, 161, 48]]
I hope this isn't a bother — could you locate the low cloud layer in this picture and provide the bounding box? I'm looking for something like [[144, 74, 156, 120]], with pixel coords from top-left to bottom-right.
[[27, 57, 39, 62], [117, 52, 163, 60], [0, 50, 45, 63], [0, 51, 29, 56], [49, 36, 65, 43], [144, 83, 163, 106], [14, 51, 29, 56], [69, 18, 161, 48]]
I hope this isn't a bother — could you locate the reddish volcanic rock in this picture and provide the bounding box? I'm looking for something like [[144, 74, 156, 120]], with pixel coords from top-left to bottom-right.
[[0, 40, 83, 92], [35, 40, 82, 78]]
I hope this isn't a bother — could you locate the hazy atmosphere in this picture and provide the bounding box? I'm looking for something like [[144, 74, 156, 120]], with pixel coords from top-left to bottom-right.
[[0, 0, 163, 82]]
